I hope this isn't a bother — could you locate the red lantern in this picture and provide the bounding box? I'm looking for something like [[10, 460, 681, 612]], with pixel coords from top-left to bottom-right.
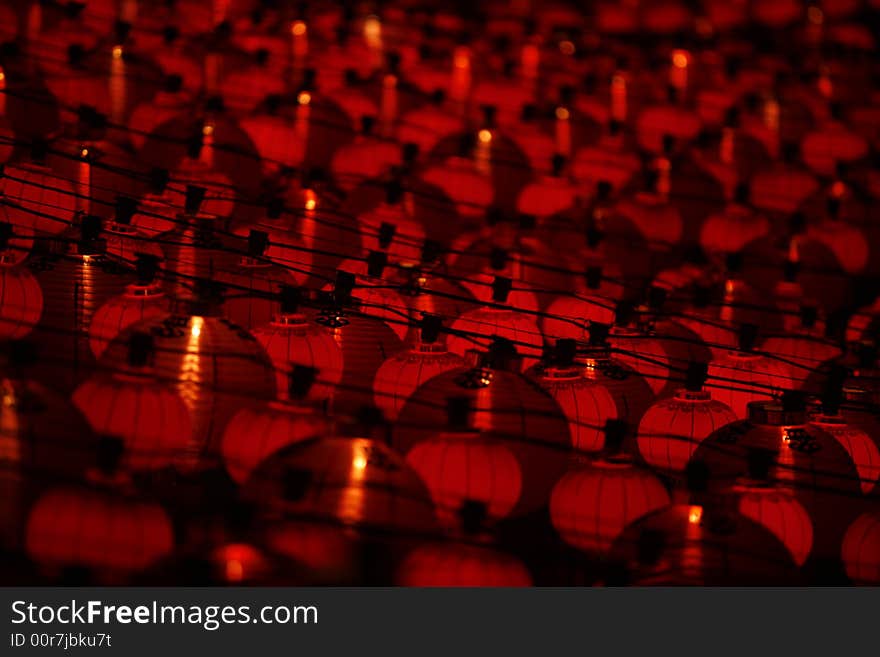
[[420, 156, 493, 219], [263, 520, 361, 584], [801, 120, 869, 177], [750, 159, 819, 214], [244, 436, 438, 535], [527, 342, 619, 453], [395, 542, 532, 586], [609, 320, 671, 397], [572, 128, 640, 191], [608, 504, 802, 585], [638, 368, 738, 474], [373, 321, 465, 422], [700, 196, 770, 257], [1, 163, 77, 236], [448, 306, 543, 372], [726, 450, 814, 566], [0, 260, 43, 340], [405, 396, 522, 526], [543, 294, 616, 343], [394, 341, 571, 515], [89, 264, 170, 360], [516, 170, 579, 223], [100, 308, 277, 463], [694, 396, 863, 560], [610, 188, 684, 251], [635, 100, 702, 154], [72, 337, 193, 472], [130, 190, 179, 239], [841, 511, 880, 584], [550, 429, 670, 554], [330, 117, 401, 191], [810, 412, 880, 495], [26, 485, 174, 580], [221, 401, 330, 485], [251, 295, 344, 404], [356, 182, 426, 268], [706, 349, 792, 419]]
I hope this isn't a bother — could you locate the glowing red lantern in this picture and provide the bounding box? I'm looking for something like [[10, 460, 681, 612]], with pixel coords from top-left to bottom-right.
[[73, 334, 193, 471], [550, 422, 670, 554], [221, 399, 330, 485], [88, 256, 169, 359], [608, 302, 672, 397], [100, 296, 277, 462], [543, 274, 617, 342], [527, 340, 619, 453], [759, 311, 842, 388], [706, 326, 792, 418], [810, 401, 880, 495], [406, 397, 522, 526], [841, 511, 880, 584], [1, 160, 77, 236], [635, 96, 702, 154], [263, 520, 361, 584], [694, 395, 863, 560], [330, 117, 401, 191], [700, 190, 770, 257], [373, 318, 465, 422], [244, 436, 438, 535], [750, 156, 819, 214], [26, 485, 174, 580], [0, 259, 43, 340], [728, 449, 815, 566], [608, 504, 801, 585], [516, 159, 579, 223], [357, 181, 426, 267], [638, 365, 738, 474], [394, 339, 571, 515], [572, 124, 640, 191], [610, 180, 683, 250], [216, 231, 297, 330], [251, 289, 344, 403], [395, 542, 532, 587], [801, 119, 869, 177], [420, 155, 493, 219]]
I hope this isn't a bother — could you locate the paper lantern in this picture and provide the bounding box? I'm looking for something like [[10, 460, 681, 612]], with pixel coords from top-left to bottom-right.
[[801, 121, 869, 177], [395, 542, 532, 586], [253, 301, 344, 404], [543, 295, 616, 342], [72, 352, 193, 471], [26, 486, 174, 579], [608, 504, 801, 585], [263, 520, 361, 584], [420, 156, 493, 219], [0, 261, 43, 339], [373, 324, 465, 422], [100, 311, 276, 462], [221, 402, 330, 485], [330, 118, 401, 191], [841, 511, 880, 584], [448, 306, 543, 371], [694, 397, 863, 560], [610, 190, 683, 251], [700, 199, 770, 257], [550, 449, 670, 554], [394, 341, 571, 515], [357, 186, 426, 267], [638, 380, 738, 475], [244, 436, 438, 535], [130, 192, 179, 238], [609, 324, 671, 397], [706, 350, 792, 419], [572, 131, 640, 191], [0, 164, 77, 235], [636, 103, 702, 154], [527, 344, 619, 453], [30, 234, 135, 392], [810, 412, 880, 495], [89, 278, 170, 359]]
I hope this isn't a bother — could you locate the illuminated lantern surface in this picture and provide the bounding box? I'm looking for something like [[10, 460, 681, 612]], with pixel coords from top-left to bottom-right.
[[706, 350, 792, 419], [638, 386, 738, 475], [357, 184, 426, 267], [221, 402, 330, 485], [0, 261, 43, 339], [694, 398, 862, 559], [252, 307, 344, 404], [608, 504, 802, 585], [329, 118, 401, 191], [25, 486, 174, 578], [373, 330, 465, 422], [245, 436, 438, 535], [420, 156, 493, 219], [527, 343, 619, 453], [700, 200, 770, 257], [263, 521, 361, 584], [448, 306, 543, 371], [216, 256, 297, 331], [101, 312, 276, 461], [72, 367, 192, 471], [395, 542, 532, 587], [809, 413, 880, 495], [406, 398, 523, 525], [608, 324, 671, 397], [0, 164, 77, 235], [550, 435, 670, 554], [89, 282, 170, 359], [841, 511, 880, 584], [394, 342, 571, 515]]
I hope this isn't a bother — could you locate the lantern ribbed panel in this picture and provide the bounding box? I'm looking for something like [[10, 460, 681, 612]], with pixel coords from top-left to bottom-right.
[[736, 486, 814, 566], [550, 461, 670, 554], [221, 402, 329, 484], [89, 285, 170, 358], [706, 353, 792, 418], [373, 347, 465, 421], [637, 391, 737, 473], [406, 431, 523, 526], [841, 511, 880, 584], [253, 316, 344, 403], [72, 373, 193, 470], [0, 165, 76, 235], [0, 265, 43, 339], [448, 308, 542, 369]]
